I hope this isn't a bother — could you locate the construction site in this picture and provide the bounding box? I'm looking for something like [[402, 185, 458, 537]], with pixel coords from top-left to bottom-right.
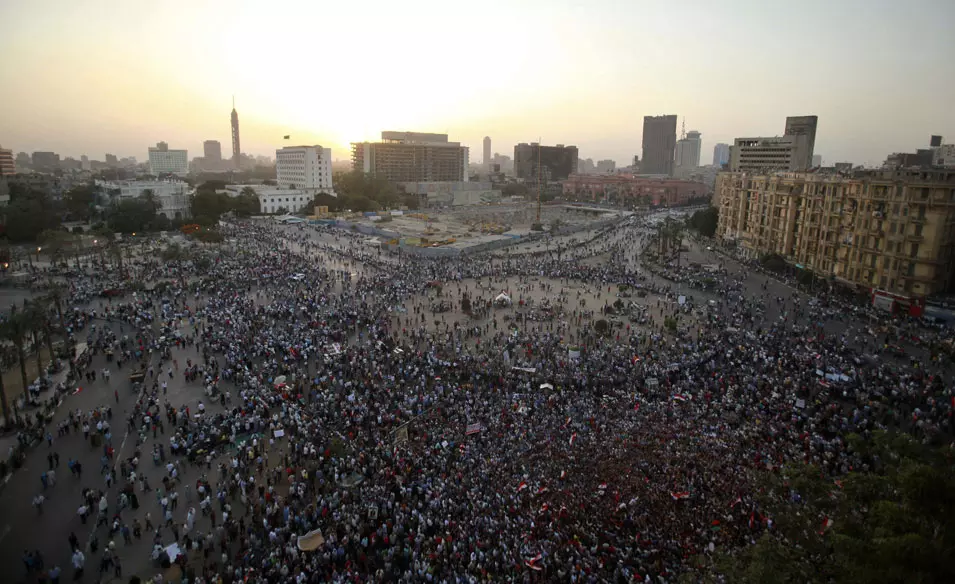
[[337, 202, 629, 256]]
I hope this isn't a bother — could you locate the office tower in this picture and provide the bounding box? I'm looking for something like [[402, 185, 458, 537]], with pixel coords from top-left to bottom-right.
[[713, 143, 730, 167], [930, 135, 943, 148], [147, 142, 188, 176], [275, 145, 334, 193], [80, 155, 91, 171], [596, 159, 616, 174], [105, 154, 118, 166], [513, 143, 579, 182], [715, 168, 955, 297], [231, 100, 241, 168], [784, 115, 818, 169], [730, 136, 811, 172], [641, 115, 678, 175], [204, 140, 223, 162], [483, 137, 491, 172], [0, 146, 14, 176], [352, 132, 469, 182], [31, 151, 60, 170], [675, 130, 702, 171]]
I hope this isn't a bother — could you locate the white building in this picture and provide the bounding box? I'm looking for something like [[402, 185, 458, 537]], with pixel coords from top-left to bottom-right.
[[96, 179, 193, 219], [934, 144, 955, 167], [223, 184, 312, 214], [712, 143, 730, 167], [675, 130, 702, 171], [148, 142, 188, 176], [275, 145, 334, 194]]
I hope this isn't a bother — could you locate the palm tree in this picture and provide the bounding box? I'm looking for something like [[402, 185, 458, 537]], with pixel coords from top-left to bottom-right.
[[26, 299, 55, 373], [1, 307, 33, 403], [44, 280, 66, 333], [140, 189, 160, 214]]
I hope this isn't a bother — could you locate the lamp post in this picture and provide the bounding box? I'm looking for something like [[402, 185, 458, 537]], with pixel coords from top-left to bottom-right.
[[36, 247, 42, 262]]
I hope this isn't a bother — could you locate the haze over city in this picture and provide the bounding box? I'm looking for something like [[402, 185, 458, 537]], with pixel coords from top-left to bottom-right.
[[2, 0, 953, 166]]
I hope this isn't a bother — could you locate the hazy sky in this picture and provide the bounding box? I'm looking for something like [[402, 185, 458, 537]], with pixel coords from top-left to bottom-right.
[[2, 0, 953, 167]]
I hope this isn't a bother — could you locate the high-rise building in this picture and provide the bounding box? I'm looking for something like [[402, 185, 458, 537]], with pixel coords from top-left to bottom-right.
[[80, 155, 91, 171], [148, 142, 188, 176], [352, 132, 469, 183], [930, 135, 943, 148], [514, 143, 579, 183], [729, 136, 811, 173], [713, 143, 730, 167], [16, 152, 31, 171], [596, 159, 616, 174], [784, 115, 818, 167], [483, 137, 491, 172], [204, 140, 222, 162], [641, 115, 678, 175], [0, 146, 15, 176], [812, 154, 822, 167], [32, 151, 60, 170], [933, 145, 955, 168], [231, 100, 241, 168], [715, 168, 955, 298], [675, 130, 702, 171], [275, 145, 334, 194], [105, 154, 118, 167]]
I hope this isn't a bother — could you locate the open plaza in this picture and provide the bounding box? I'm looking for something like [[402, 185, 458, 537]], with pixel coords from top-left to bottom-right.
[[0, 205, 951, 584]]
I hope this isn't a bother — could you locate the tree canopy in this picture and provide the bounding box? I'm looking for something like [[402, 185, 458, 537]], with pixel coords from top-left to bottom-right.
[[63, 184, 97, 221], [2, 191, 61, 242], [718, 431, 955, 584], [688, 206, 719, 237]]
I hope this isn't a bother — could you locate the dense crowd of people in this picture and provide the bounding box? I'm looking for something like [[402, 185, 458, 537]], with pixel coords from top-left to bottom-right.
[[7, 212, 954, 583]]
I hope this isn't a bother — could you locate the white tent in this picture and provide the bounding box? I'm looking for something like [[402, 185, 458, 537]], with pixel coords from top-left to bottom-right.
[[494, 292, 512, 306]]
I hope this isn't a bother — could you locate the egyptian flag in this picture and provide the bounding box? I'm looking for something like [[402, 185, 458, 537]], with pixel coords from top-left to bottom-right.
[[524, 554, 543, 571], [517, 481, 528, 492], [818, 516, 834, 534], [569, 433, 577, 446], [671, 491, 690, 501], [730, 495, 742, 508]]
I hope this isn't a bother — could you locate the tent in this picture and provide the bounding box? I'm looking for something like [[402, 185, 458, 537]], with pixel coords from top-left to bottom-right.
[[494, 292, 512, 307]]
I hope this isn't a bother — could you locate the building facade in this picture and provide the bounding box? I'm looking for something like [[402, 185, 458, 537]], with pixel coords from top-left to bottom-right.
[[400, 181, 501, 207], [147, 142, 188, 176], [223, 184, 310, 214], [729, 135, 811, 173], [563, 174, 707, 206], [784, 116, 818, 163], [641, 115, 678, 176], [513, 143, 579, 183], [713, 143, 730, 167], [352, 132, 469, 183], [933, 144, 955, 167], [714, 169, 955, 297], [204, 140, 222, 162], [32, 151, 60, 171], [675, 130, 702, 172], [97, 179, 193, 219], [483, 137, 491, 173], [0, 147, 14, 177], [275, 146, 334, 194]]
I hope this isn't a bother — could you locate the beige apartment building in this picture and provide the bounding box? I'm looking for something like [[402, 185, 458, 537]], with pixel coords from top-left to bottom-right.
[[715, 168, 955, 297], [352, 132, 468, 183]]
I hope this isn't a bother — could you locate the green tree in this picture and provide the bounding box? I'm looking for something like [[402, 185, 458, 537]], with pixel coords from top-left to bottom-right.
[[38, 229, 76, 265], [2, 192, 61, 242], [719, 431, 955, 584], [63, 184, 96, 221], [107, 198, 155, 233], [190, 191, 232, 225], [689, 207, 719, 237], [1, 306, 34, 401]]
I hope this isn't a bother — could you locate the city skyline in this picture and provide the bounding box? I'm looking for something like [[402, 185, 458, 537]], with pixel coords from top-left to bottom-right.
[[1, 0, 953, 167]]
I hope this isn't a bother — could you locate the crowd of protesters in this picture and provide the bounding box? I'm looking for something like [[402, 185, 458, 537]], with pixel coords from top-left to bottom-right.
[[10, 212, 954, 583]]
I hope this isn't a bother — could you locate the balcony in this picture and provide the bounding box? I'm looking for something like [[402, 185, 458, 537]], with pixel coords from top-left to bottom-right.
[[905, 234, 924, 242]]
